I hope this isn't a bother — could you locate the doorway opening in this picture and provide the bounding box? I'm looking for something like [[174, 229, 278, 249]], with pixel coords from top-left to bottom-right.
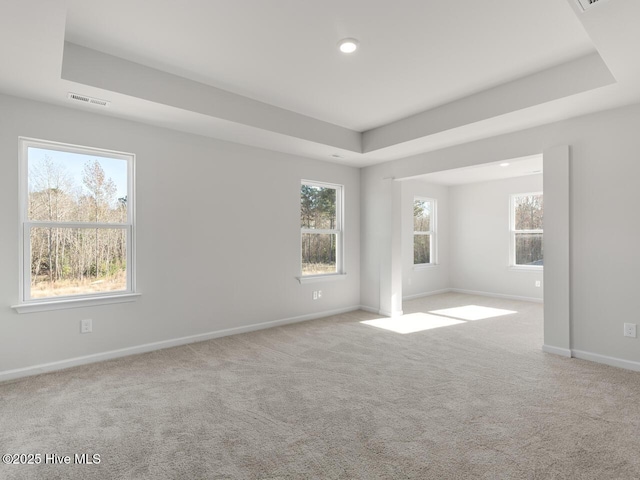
[[395, 154, 544, 337]]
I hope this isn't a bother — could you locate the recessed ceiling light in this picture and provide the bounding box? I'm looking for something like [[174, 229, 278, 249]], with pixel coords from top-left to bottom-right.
[[338, 38, 359, 54], [500, 162, 510, 167]]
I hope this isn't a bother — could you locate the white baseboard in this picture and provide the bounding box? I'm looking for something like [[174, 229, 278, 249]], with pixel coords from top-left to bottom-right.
[[0, 305, 361, 383], [359, 305, 380, 315], [362, 288, 537, 314], [403, 288, 452, 301], [542, 344, 572, 357], [359, 305, 403, 317], [450, 288, 543, 304], [543, 346, 640, 372], [571, 349, 640, 372], [12, 303, 640, 384]]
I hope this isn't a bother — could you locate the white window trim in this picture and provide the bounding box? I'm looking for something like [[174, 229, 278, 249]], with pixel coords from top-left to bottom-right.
[[413, 196, 437, 266], [510, 191, 543, 270], [413, 263, 440, 271], [12, 293, 141, 314], [296, 274, 347, 285], [299, 180, 345, 281], [12, 137, 138, 313]]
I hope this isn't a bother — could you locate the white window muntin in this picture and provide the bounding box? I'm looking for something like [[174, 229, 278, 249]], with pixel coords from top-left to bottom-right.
[[300, 180, 344, 276], [413, 197, 436, 265], [18, 137, 136, 303], [510, 191, 543, 268]]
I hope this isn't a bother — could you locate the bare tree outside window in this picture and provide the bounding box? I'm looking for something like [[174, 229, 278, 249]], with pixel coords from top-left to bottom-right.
[[414, 198, 436, 265], [22, 140, 133, 300], [300, 182, 342, 276], [512, 193, 543, 266]]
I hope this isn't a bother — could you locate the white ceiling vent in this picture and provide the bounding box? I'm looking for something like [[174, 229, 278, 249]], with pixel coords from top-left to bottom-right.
[[575, 0, 608, 11], [67, 92, 110, 107]]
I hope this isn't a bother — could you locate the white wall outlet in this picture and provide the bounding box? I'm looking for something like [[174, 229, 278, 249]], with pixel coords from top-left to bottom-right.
[[317, 290, 322, 299], [81, 319, 92, 334], [624, 323, 636, 338], [535, 280, 541, 287], [312, 291, 318, 300]]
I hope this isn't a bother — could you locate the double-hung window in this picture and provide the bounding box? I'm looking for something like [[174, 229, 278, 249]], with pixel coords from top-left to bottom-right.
[[510, 192, 543, 267], [300, 180, 343, 276], [413, 197, 436, 265], [17, 137, 136, 309]]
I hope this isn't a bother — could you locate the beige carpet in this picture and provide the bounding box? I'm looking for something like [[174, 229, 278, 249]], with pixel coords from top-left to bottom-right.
[[2, 293, 640, 479]]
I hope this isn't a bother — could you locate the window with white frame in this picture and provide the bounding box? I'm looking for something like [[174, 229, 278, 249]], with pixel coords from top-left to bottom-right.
[[300, 181, 343, 276], [19, 137, 135, 304], [413, 197, 436, 265], [511, 192, 543, 267]]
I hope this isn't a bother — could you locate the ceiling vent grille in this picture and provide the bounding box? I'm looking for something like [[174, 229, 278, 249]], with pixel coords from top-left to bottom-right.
[[575, 0, 607, 11], [67, 92, 110, 107]]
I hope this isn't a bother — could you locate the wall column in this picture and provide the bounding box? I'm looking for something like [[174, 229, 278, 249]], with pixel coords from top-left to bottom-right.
[[379, 179, 403, 317], [543, 145, 571, 356]]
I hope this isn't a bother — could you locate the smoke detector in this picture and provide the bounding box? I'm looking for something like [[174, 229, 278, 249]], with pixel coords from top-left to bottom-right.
[[575, 0, 607, 11], [67, 92, 110, 107]]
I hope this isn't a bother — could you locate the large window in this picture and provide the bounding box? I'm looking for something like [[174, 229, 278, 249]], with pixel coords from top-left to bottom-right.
[[300, 181, 343, 276], [511, 192, 543, 267], [19, 138, 135, 304], [413, 197, 436, 265]]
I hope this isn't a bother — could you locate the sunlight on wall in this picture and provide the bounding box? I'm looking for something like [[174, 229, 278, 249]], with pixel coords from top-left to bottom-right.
[[429, 305, 517, 321], [360, 313, 465, 334]]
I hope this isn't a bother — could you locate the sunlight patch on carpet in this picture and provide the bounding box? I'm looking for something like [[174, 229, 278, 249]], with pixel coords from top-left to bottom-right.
[[429, 305, 517, 321], [360, 313, 466, 334]]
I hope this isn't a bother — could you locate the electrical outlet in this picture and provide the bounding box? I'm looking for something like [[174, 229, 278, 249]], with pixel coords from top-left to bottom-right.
[[624, 323, 636, 338], [535, 280, 541, 287], [81, 319, 92, 334], [312, 291, 318, 300], [317, 290, 322, 299]]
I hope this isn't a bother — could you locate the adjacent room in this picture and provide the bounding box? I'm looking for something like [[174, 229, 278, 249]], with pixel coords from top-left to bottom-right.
[[2, 0, 640, 478], [401, 156, 544, 304]]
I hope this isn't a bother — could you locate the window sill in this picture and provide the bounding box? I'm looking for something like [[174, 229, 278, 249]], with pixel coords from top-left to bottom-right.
[[11, 293, 141, 314], [413, 263, 439, 270], [509, 265, 543, 272], [297, 273, 347, 284]]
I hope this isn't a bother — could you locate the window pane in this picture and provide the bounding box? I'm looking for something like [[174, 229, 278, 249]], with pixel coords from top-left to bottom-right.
[[414, 234, 431, 264], [414, 200, 431, 232], [514, 194, 543, 230], [301, 233, 337, 275], [28, 147, 128, 223], [30, 227, 127, 299], [515, 233, 543, 266], [301, 184, 336, 229]]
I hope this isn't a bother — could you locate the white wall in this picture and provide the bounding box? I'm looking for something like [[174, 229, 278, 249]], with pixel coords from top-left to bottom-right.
[[361, 102, 640, 367], [0, 94, 360, 376], [449, 174, 543, 301], [5, 92, 640, 376], [360, 169, 381, 311], [400, 175, 543, 303], [401, 180, 450, 299]]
